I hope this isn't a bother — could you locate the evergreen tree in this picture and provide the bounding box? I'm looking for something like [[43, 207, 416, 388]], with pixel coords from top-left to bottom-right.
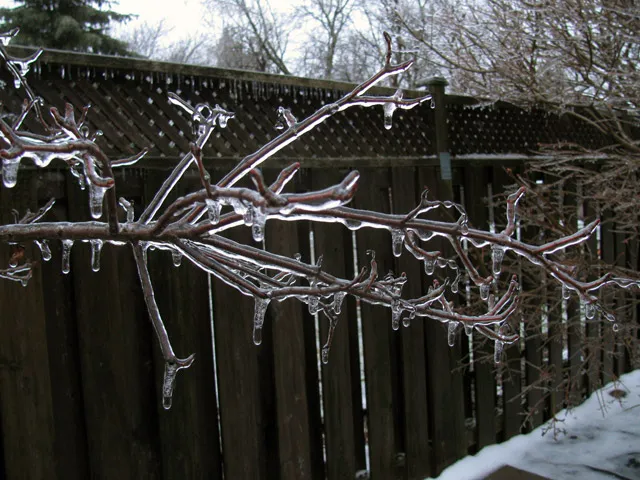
[[0, 0, 133, 54]]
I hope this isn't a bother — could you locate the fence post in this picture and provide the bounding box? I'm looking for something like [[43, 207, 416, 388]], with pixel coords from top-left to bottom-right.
[[423, 77, 452, 183]]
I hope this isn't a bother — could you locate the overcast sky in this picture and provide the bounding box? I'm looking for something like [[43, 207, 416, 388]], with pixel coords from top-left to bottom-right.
[[0, 0, 212, 39]]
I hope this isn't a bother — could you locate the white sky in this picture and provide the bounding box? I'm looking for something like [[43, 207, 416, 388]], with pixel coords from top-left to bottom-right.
[[110, 0, 210, 36], [0, 0, 209, 34]]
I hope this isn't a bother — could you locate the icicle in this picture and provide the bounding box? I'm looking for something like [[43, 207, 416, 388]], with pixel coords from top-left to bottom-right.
[[345, 220, 362, 231], [562, 284, 571, 300], [494, 340, 504, 364], [90, 240, 103, 272], [383, 89, 402, 130], [491, 246, 505, 276], [447, 321, 458, 346], [172, 250, 182, 267], [253, 297, 270, 345], [20, 276, 28, 287], [391, 298, 401, 330], [451, 272, 461, 294], [35, 240, 51, 261], [480, 282, 490, 301], [464, 323, 473, 336], [205, 198, 221, 224], [460, 221, 469, 236], [424, 258, 435, 275], [162, 362, 178, 410], [391, 229, 404, 257], [250, 207, 266, 243], [88, 183, 109, 219], [2, 158, 20, 187], [119, 197, 134, 223], [243, 207, 252, 225], [403, 310, 415, 328], [321, 311, 339, 364], [602, 310, 616, 323], [585, 301, 596, 320], [308, 295, 320, 315], [61, 239, 73, 274], [332, 291, 347, 315]]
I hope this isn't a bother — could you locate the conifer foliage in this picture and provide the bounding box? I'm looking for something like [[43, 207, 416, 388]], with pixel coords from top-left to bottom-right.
[[0, 0, 132, 54]]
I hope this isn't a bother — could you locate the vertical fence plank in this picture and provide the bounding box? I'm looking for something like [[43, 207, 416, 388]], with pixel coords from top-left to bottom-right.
[[464, 165, 497, 449], [67, 175, 162, 479], [391, 167, 431, 479], [354, 168, 401, 479], [544, 177, 565, 418], [418, 166, 467, 475], [584, 198, 601, 396], [491, 167, 522, 440], [211, 225, 277, 479], [614, 222, 631, 377], [0, 172, 57, 479], [265, 214, 321, 480], [600, 212, 616, 385], [38, 171, 89, 479], [143, 171, 223, 480], [310, 168, 366, 479]]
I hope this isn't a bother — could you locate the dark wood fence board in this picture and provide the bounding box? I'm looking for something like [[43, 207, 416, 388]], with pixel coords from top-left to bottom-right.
[[584, 199, 601, 396], [67, 176, 162, 479], [491, 166, 523, 440], [418, 166, 467, 475], [265, 218, 319, 480], [391, 167, 431, 479], [354, 168, 402, 479], [464, 165, 497, 449], [211, 224, 277, 479], [142, 171, 223, 480], [37, 172, 90, 479], [310, 169, 366, 479], [0, 173, 57, 479], [600, 213, 616, 385]]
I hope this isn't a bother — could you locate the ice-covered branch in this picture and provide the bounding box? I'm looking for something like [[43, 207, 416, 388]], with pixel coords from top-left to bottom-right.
[[0, 30, 637, 409]]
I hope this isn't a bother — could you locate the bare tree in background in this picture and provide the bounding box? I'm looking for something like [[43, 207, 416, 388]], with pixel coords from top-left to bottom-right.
[[295, 0, 355, 79], [114, 19, 216, 66], [205, 0, 293, 74], [389, 0, 640, 414]]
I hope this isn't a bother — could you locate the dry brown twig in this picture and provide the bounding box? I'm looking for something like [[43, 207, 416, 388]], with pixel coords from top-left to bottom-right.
[[0, 29, 637, 409]]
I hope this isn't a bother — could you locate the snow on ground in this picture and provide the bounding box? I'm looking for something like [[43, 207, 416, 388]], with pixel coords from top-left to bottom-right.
[[430, 369, 640, 480]]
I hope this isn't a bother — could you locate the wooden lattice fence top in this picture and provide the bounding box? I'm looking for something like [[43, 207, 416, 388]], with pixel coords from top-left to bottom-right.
[[0, 47, 614, 168]]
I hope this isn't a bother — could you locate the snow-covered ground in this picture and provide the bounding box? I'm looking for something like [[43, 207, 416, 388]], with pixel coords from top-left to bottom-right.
[[430, 370, 640, 480]]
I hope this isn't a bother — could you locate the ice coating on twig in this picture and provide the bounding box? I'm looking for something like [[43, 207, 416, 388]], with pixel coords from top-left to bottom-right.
[[253, 297, 270, 345], [90, 239, 103, 272], [171, 250, 182, 267], [494, 340, 504, 363], [88, 183, 108, 219], [448, 321, 458, 346], [2, 159, 19, 187], [391, 229, 404, 257], [35, 239, 51, 261], [61, 239, 73, 274], [383, 89, 403, 129], [492, 246, 505, 276]]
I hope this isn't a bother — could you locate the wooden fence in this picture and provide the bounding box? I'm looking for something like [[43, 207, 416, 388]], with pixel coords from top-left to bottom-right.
[[0, 48, 636, 480], [0, 162, 636, 480]]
